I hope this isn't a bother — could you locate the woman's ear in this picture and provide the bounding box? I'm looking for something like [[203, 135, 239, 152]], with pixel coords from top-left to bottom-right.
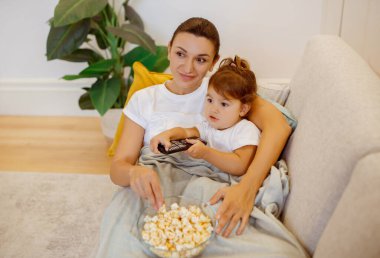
[[240, 103, 251, 117], [209, 55, 220, 72], [167, 43, 172, 61]]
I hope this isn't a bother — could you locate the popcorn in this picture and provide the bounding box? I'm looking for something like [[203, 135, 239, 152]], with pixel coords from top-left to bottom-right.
[[141, 202, 213, 257]]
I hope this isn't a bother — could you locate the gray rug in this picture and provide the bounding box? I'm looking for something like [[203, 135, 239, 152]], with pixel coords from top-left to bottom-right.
[[0, 172, 117, 258]]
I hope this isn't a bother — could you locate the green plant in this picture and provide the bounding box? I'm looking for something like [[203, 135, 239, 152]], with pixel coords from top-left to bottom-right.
[[46, 0, 169, 115]]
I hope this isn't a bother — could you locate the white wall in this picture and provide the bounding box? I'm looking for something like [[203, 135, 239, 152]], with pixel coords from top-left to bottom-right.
[[0, 0, 323, 116], [321, 0, 380, 77], [340, 0, 380, 76]]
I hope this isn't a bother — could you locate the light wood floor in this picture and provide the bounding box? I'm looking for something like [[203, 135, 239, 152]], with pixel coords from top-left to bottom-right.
[[0, 116, 111, 174]]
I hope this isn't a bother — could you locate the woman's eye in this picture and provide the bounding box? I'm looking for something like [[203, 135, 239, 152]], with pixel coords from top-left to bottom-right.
[[196, 58, 206, 63], [176, 51, 185, 57]]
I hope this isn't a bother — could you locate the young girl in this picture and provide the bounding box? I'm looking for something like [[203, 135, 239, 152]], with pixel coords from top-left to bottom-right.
[[150, 56, 260, 177]]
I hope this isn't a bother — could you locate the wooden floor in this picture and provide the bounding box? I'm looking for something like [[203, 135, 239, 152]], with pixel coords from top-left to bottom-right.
[[0, 116, 111, 174]]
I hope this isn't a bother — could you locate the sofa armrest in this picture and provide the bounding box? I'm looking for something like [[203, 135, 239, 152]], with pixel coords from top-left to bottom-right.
[[282, 35, 380, 254], [314, 153, 380, 258]]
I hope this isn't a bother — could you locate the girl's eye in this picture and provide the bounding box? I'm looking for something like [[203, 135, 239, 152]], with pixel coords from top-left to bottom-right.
[[221, 102, 229, 107], [206, 97, 212, 103]]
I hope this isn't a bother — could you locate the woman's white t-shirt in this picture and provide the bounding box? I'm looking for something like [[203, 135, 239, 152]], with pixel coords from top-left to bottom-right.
[[124, 80, 208, 146]]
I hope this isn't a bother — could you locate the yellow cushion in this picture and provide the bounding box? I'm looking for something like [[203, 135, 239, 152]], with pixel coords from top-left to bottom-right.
[[107, 62, 173, 156]]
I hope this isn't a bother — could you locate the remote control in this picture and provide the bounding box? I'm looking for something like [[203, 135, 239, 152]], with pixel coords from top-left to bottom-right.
[[158, 138, 206, 154]]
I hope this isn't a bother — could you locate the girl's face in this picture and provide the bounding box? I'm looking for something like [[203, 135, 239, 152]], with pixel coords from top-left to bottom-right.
[[204, 86, 250, 130], [167, 32, 218, 94]]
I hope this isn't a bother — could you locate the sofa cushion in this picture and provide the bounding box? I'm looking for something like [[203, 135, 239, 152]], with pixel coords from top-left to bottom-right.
[[313, 153, 380, 258], [257, 82, 290, 106], [282, 35, 380, 254]]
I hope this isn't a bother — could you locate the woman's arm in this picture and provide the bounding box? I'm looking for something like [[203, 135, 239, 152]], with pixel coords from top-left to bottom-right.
[[186, 139, 256, 176], [111, 116, 163, 209], [242, 96, 292, 194], [209, 96, 292, 237], [110, 116, 144, 186]]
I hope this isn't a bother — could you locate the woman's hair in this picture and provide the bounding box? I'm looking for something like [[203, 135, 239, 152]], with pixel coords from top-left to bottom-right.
[[169, 17, 220, 60], [209, 56, 257, 105]]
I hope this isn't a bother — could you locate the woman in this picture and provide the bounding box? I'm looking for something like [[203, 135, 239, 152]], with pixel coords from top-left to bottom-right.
[[110, 17, 291, 239]]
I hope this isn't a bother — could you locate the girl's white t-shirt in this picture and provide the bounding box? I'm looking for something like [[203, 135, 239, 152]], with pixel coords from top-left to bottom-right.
[[124, 79, 208, 146], [196, 119, 260, 152]]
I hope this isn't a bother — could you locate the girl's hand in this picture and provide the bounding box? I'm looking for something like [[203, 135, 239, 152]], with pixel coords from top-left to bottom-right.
[[150, 132, 172, 154], [185, 138, 208, 159], [129, 165, 163, 210], [209, 182, 255, 237]]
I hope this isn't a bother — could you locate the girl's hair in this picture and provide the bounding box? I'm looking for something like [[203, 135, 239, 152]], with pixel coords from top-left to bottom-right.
[[209, 56, 257, 105], [169, 17, 220, 60]]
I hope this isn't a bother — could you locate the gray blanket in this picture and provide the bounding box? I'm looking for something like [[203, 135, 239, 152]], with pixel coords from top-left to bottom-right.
[[95, 147, 309, 257]]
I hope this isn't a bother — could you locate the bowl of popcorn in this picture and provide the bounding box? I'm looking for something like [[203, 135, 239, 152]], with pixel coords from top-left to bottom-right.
[[137, 195, 216, 258]]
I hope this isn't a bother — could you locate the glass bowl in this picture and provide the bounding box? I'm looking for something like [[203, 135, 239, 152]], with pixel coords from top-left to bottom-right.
[[137, 195, 216, 258]]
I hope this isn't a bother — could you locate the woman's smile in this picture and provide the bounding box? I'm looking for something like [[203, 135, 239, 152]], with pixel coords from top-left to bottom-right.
[[178, 72, 196, 82]]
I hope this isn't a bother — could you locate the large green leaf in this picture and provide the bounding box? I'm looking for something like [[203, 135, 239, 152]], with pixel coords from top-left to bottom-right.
[[46, 19, 91, 60], [123, 45, 169, 72], [60, 48, 103, 64], [152, 46, 170, 72], [89, 78, 121, 115], [123, 4, 144, 29], [123, 46, 155, 69], [107, 24, 155, 53], [63, 59, 115, 80], [79, 59, 116, 77], [54, 0, 108, 27], [78, 89, 94, 109], [89, 28, 108, 50], [62, 74, 98, 80]]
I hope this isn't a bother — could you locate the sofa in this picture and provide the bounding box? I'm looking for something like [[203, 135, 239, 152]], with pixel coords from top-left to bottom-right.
[[281, 35, 380, 257]]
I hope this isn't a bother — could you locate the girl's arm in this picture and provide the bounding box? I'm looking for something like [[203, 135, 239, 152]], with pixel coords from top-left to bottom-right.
[[150, 127, 200, 153], [209, 96, 292, 237], [110, 115, 163, 209], [186, 140, 256, 176]]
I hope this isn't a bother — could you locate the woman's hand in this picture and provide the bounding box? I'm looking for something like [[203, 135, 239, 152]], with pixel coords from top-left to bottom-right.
[[129, 165, 163, 210], [150, 132, 172, 154], [209, 182, 256, 237], [185, 138, 208, 159]]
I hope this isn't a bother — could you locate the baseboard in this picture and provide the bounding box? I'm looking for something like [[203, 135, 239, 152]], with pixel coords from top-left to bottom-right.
[[0, 78, 98, 116], [0, 78, 290, 116]]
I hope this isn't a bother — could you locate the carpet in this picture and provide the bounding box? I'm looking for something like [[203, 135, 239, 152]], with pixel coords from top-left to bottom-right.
[[0, 172, 117, 258]]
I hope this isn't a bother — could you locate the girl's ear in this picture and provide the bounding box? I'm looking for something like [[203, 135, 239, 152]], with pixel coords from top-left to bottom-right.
[[209, 55, 220, 72], [240, 103, 251, 117]]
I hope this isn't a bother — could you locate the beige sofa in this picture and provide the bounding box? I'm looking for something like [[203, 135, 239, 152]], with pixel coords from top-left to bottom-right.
[[282, 35, 380, 257]]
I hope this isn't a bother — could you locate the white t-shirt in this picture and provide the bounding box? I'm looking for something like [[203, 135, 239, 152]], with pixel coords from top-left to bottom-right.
[[124, 80, 208, 146], [196, 119, 260, 152]]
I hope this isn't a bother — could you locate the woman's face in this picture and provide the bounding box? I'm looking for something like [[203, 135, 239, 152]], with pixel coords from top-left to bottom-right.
[[168, 32, 218, 94]]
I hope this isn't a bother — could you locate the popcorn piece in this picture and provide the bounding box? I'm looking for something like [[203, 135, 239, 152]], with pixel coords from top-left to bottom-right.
[[171, 202, 179, 210]]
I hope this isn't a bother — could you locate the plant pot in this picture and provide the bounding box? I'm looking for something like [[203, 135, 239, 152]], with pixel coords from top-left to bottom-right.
[[100, 108, 123, 145]]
